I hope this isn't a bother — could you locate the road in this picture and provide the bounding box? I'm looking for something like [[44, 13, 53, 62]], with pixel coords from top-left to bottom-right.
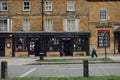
[[0, 63, 120, 77]]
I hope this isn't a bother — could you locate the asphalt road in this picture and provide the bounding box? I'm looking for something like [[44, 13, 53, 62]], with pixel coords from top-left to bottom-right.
[[0, 63, 120, 77]]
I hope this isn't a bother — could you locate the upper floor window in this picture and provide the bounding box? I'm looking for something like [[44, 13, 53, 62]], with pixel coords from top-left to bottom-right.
[[67, 1, 75, 11], [23, 1, 30, 11], [23, 18, 30, 32], [0, 16, 12, 32], [45, 1, 52, 11], [1, 1, 8, 11], [63, 17, 79, 32], [100, 8, 107, 21], [45, 19, 52, 31]]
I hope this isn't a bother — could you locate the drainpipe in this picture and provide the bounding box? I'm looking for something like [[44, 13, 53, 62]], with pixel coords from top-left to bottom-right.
[[42, 0, 44, 31]]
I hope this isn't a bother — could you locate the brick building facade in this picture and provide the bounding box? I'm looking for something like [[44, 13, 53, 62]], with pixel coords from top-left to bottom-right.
[[0, 0, 120, 57]]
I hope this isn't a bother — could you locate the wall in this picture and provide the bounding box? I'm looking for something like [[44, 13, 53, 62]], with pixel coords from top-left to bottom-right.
[[88, 1, 120, 55], [5, 38, 12, 57]]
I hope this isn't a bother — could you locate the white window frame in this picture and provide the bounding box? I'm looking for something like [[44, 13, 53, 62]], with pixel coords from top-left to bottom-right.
[[45, 18, 52, 32], [114, 24, 120, 31], [63, 18, 79, 32], [23, 1, 30, 11], [67, 1, 75, 11], [0, 17, 12, 32], [23, 18, 30, 32], [45, 1, 52, 11], [100, 8, 107, 21], [1, 1, 8, 11]]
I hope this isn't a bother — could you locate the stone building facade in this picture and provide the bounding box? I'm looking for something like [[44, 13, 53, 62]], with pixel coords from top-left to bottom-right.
[[0, 0, 120, 57]]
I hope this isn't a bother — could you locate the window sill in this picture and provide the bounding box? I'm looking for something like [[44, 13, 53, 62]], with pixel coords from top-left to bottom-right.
[[99, 19, 107, 21], [66, 11, 75, 13], [22, 10, 31, 12], [1, 10, 8, 12]]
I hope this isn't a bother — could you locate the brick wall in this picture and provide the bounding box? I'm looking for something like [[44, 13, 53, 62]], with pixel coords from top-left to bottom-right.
[[1, 0, 120, 56]]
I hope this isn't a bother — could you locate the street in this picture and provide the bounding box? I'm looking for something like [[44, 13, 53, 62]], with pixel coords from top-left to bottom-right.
[[0, 63, 120, 77]]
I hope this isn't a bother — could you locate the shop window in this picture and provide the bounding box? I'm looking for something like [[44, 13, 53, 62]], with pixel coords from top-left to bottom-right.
[[47, 38, 59, 51], [98, 30, 110, 48], [73, 38, 86, 52], [30, 41, 35, 51], [15, 38, 27, 51]]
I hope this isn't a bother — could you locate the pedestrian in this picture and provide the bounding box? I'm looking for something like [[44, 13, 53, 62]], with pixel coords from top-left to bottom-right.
[[91, 43, 98, 58]]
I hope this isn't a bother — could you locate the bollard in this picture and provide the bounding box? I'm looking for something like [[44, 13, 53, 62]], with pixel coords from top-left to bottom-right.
[[83, 60, 89, 77], [1, 61, 8, 78], [39, 53, 44, 60]]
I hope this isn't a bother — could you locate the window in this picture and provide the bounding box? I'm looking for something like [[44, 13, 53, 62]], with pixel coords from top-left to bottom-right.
[[30, 41, 35, 51], [73, 38, 86, 52], [63, 18, 79, 32], [47, 38, 59, 51], [45, 19, 52, 31], [67, 1, 75, 11], [67, 19, 75, 31], [23, 18, 30, 32], [45, 1, 52, 11], [0, 16, 11, 32], [114, 24, 120, 31], [1, 1, 8, 11], [98, 30, 110, 47], [23, 1, 30, 11], [15, 38, 27, 51], [100, 8, 107, 20]]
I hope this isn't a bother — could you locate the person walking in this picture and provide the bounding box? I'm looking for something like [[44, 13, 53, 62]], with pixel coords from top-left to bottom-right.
[[91, 43, 98, 58]]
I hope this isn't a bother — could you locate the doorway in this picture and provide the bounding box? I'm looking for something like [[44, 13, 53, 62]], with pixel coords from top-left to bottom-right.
[[62, 40, 73, 56], [0, 38, 5, 57], [118, 39, 120, 53], [29, 39, 41, 56]]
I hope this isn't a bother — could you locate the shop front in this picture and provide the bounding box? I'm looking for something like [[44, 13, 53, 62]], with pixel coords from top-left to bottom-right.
[[114, 30, 120, 54], [0, 31, 90, 57]]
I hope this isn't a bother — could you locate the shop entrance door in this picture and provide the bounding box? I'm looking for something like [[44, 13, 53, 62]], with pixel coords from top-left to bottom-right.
[[62, 40, 73, 56], [29, 38, 41, 56], [0, 38, 5, 57]]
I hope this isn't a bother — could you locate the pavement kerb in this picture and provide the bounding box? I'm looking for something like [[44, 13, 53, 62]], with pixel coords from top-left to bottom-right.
[[27, 61, 120, 65]]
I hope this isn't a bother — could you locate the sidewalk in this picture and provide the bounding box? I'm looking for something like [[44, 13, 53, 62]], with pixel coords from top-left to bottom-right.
[[43, 54, 120, 61], [0, 54, 120, 65], [0, 57, 36, 65], [30, 54, 120, 65]]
